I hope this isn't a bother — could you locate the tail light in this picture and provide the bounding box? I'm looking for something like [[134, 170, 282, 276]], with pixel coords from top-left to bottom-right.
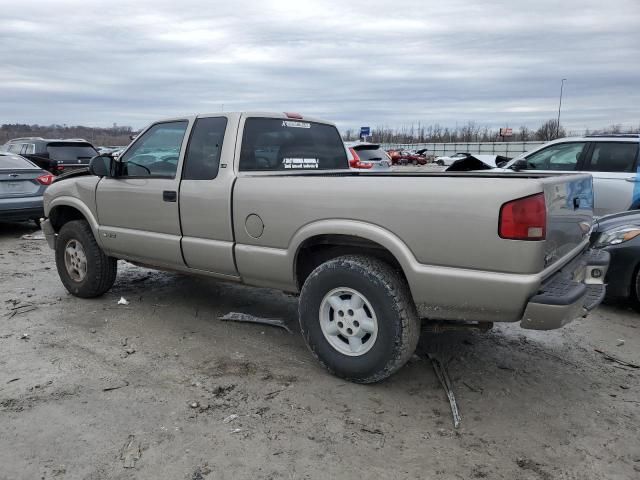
[[499, 193, 546, 240], [36, 174, 55, 186], [284, 112, 303, 119], [56, 165, 64, 171], [348, 148, 373, 169]]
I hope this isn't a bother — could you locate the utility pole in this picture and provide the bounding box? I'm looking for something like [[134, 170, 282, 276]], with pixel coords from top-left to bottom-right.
[[557, 78, 567, 138]]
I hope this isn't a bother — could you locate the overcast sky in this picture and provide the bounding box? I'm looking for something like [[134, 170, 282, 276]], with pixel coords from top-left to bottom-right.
[[1, 0, 639, 132]]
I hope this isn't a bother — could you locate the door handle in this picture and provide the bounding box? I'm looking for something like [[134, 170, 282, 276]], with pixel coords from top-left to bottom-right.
[[163, 190, 177, 202]]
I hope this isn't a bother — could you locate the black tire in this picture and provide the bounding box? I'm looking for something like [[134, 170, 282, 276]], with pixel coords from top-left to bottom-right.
[[55, 220, 117, 298], [437, 160, 445, 166], [629, 266, 640, 312], [299, 255, 420, 383]]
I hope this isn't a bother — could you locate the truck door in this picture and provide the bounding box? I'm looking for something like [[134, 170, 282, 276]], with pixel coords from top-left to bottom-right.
[[96, 120, 189, 268], [581, 141, 640, 216], [178, 115, 238, 278]]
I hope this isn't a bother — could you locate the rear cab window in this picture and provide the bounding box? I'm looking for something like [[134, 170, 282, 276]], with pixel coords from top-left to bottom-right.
[[239, 118, 348, 171], [46, 143, 98, 162], [585, 142, 639, 172]]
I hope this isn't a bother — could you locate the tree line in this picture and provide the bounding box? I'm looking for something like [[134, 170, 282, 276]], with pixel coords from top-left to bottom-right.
[[0, 124, 134, 147], [342, 119, 640, 144]]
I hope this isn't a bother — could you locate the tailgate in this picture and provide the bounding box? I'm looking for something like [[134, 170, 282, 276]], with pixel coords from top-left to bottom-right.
[[542, 174, 594, 268]]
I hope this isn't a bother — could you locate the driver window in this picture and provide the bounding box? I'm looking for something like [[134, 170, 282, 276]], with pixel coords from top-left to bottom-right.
[[119, 121, 188, 178], [524, 142, 586, 171]]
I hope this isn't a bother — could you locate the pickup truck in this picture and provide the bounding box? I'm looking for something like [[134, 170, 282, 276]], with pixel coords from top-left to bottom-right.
[[41, 112, 609, 383]]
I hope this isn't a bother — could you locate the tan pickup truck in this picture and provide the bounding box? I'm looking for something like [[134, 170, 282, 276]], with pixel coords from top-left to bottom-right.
[[41, 112, 609, 383]]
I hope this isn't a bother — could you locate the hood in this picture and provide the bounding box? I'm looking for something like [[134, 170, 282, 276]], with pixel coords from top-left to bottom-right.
[[594, 210, 640, 233]]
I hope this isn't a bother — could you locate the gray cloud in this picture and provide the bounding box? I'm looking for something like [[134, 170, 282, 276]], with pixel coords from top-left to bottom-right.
[[0, 0, 638, 132]]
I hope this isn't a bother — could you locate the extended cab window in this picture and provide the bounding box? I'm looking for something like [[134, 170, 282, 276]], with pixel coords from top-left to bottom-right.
[[524, 142, 586, 171], [239, 118, 348, 171], [119, 121, 188, 178], [586, 142, 638, 172], [182, 117, 227, 180]]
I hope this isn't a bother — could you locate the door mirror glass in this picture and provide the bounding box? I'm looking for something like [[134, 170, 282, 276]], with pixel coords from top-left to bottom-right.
[[89, 154, 114, 177]]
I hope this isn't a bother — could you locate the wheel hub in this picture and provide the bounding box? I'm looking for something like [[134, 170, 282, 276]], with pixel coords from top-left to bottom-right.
[[319, 287, 378, 356], [64, 239, 88, 282]]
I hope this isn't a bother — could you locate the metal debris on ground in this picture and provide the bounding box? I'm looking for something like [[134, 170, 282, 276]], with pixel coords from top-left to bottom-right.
[[223, 414, 239, 424], [428, 353, 461, 428], [103, 380, 130, 392], [119, 435, 141, 468], [219, 312, 292, 333], [594, 348, 639, 369], [21, 233, 45, 240], [117, 297, 130, 306]]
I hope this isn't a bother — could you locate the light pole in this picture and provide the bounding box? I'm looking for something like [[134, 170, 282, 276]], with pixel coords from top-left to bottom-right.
[[557, 78, 567, 138]]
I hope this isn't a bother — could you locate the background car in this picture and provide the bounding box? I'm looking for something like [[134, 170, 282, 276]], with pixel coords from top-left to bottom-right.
[[345, 142, 392, 170], [434, 152, 471, 166], [0, 152, 53, 226], [2, 137, 99, 175], [591, 210, 640, 309], [387, 149, 428, 165], [502, 134, 640, 216]]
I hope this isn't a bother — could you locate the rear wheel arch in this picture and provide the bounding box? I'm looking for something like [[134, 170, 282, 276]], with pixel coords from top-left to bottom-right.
[[294, 232, 411, 293]]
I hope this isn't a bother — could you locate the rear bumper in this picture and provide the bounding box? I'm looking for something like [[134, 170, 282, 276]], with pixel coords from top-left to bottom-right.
[[520, 249, 610, 330], [0, 196, 44, 222]]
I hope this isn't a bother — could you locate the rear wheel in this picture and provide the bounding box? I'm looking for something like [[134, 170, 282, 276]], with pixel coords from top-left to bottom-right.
[[630, 266, 640, 312], [299, 255, 420, 383], [55, 220, 117, 298]]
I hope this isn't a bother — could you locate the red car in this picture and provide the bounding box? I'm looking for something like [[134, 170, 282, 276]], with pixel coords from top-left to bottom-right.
[[387, 150, 428, 166]]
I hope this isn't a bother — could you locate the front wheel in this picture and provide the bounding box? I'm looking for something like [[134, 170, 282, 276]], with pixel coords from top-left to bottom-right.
[[55, 220, 117, 298], [299, 255, 420, 383]]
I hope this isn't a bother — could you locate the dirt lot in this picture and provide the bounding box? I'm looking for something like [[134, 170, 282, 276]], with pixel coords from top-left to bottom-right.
[[1, 222, 639, 480]]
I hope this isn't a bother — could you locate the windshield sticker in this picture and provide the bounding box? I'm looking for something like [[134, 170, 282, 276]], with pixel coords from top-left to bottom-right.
[[282, 121, 311, 129], [282, 158, 318, 169]]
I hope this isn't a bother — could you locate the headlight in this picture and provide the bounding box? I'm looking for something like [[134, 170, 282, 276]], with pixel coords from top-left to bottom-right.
[[594, 226, 640, 247]]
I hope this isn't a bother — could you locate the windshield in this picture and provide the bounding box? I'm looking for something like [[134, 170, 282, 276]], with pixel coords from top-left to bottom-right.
[[46, 143, 98, 161]]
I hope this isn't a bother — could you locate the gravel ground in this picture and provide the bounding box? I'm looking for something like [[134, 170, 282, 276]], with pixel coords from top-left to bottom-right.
[[1, 221, 639, 480]]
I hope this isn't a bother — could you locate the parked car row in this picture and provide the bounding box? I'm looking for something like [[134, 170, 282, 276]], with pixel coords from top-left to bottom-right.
[[3, 126, 640, 316]]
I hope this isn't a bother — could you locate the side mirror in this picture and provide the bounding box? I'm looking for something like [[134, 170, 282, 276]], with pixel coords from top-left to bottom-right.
[[510, 158, 528, 171], [89, 154, 115, 177]]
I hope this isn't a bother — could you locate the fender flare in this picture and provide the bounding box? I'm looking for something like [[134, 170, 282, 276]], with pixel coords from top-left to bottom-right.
[[289, 219, 420, 282], [48, 196, 103, 247]]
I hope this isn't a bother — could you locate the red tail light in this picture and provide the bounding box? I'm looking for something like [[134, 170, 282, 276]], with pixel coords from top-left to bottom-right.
[[284, 112, 303, 119], [36, 174, 54, 186], [499, 193, 546, 240], [56, 165, 65, 171], [348, 148, 373, 169]]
